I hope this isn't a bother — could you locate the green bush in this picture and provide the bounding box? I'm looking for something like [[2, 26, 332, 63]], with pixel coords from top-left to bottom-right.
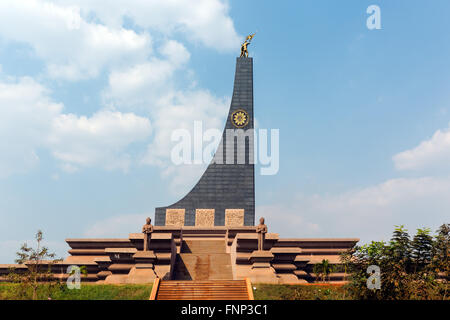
[[341, 224, 449, 300], [253, 284, 348, 300]]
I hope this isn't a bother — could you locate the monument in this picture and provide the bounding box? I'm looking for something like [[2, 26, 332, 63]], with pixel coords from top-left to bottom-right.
[[0, 34, 359, 287], [154, 35, 256, 228]]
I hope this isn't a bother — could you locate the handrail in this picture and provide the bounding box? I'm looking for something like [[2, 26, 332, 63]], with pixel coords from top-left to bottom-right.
[[149, 278, 161, 300], [245, 278, 254, 300]]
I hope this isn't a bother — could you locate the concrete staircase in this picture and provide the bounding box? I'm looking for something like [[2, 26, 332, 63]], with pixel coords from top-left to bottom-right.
[[173, 240, 233, 280], [149, 240, 253, 300], [154, 280, 251, 300]]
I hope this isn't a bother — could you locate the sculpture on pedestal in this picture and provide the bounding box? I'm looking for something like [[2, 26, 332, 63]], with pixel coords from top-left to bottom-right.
[[240, 33, 256, 58], [256, 217, 268, 251], [142, 217, 154, 251]]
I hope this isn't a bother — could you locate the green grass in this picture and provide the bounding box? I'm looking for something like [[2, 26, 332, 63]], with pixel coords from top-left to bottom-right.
[[0, 283, 152, 300], [1, 282, 346, 300], [253, 284, 350, 300], [2, 282, 447, 300]]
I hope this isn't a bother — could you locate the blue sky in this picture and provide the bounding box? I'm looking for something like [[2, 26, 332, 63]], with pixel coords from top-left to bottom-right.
[[1, 0, 450, 262]]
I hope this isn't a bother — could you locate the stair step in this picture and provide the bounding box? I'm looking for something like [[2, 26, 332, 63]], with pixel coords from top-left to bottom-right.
[[159, 287, 247, 290], [156, 280, 251, 300], [160, 284, 246, 286]]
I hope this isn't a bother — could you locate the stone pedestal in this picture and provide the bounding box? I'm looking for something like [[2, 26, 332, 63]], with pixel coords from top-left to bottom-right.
[[127, 251, 158, 284], [247, 250, 278, 284], [104, 247, 137, 284]]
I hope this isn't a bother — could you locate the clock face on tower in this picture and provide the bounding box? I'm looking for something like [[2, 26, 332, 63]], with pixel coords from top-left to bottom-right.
[[231, 109, 250, 128]]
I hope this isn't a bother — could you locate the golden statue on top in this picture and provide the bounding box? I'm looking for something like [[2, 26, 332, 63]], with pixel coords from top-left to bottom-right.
[[240, 33, 256, 58]]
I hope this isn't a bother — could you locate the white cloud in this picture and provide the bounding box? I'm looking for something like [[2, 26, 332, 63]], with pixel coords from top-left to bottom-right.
[[48, 110, 152, 172], [0, 0, 152, 80], [50, 0, 241, 51], [0, 77, 62, 177], [103, 40, 190, 109], [0, 0, 240, 81], [101, 37, 228, 193], [393, 124, 450, 172], [259, 177, 450, 244], [83, 214, 150, 238], [161, 40, 191, 66], [0, 76, 152, 175], [0, 0, 238, 188], [104, 61, 175, 108]]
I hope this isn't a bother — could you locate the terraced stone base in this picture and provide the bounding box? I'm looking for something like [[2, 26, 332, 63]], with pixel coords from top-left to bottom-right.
[[0, 227, 359, 285]]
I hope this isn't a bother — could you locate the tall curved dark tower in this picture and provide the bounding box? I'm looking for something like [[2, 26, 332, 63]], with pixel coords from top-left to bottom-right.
[[155, 57, 255, 227]]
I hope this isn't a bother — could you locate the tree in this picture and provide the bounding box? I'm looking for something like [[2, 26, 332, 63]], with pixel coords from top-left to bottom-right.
[[411, 228, 433, 271], [340, 241, 386, 300], [313, 259, 334, 283], [431, 224, 450, 299], [8, 230, 61, 300], [342, 224, 449, 300], [379, 225, 413, 299], [390, 225, 411, 263]]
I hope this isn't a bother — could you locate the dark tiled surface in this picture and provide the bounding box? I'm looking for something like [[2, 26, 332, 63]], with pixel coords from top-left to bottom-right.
[[155, 57, 255, 226]]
